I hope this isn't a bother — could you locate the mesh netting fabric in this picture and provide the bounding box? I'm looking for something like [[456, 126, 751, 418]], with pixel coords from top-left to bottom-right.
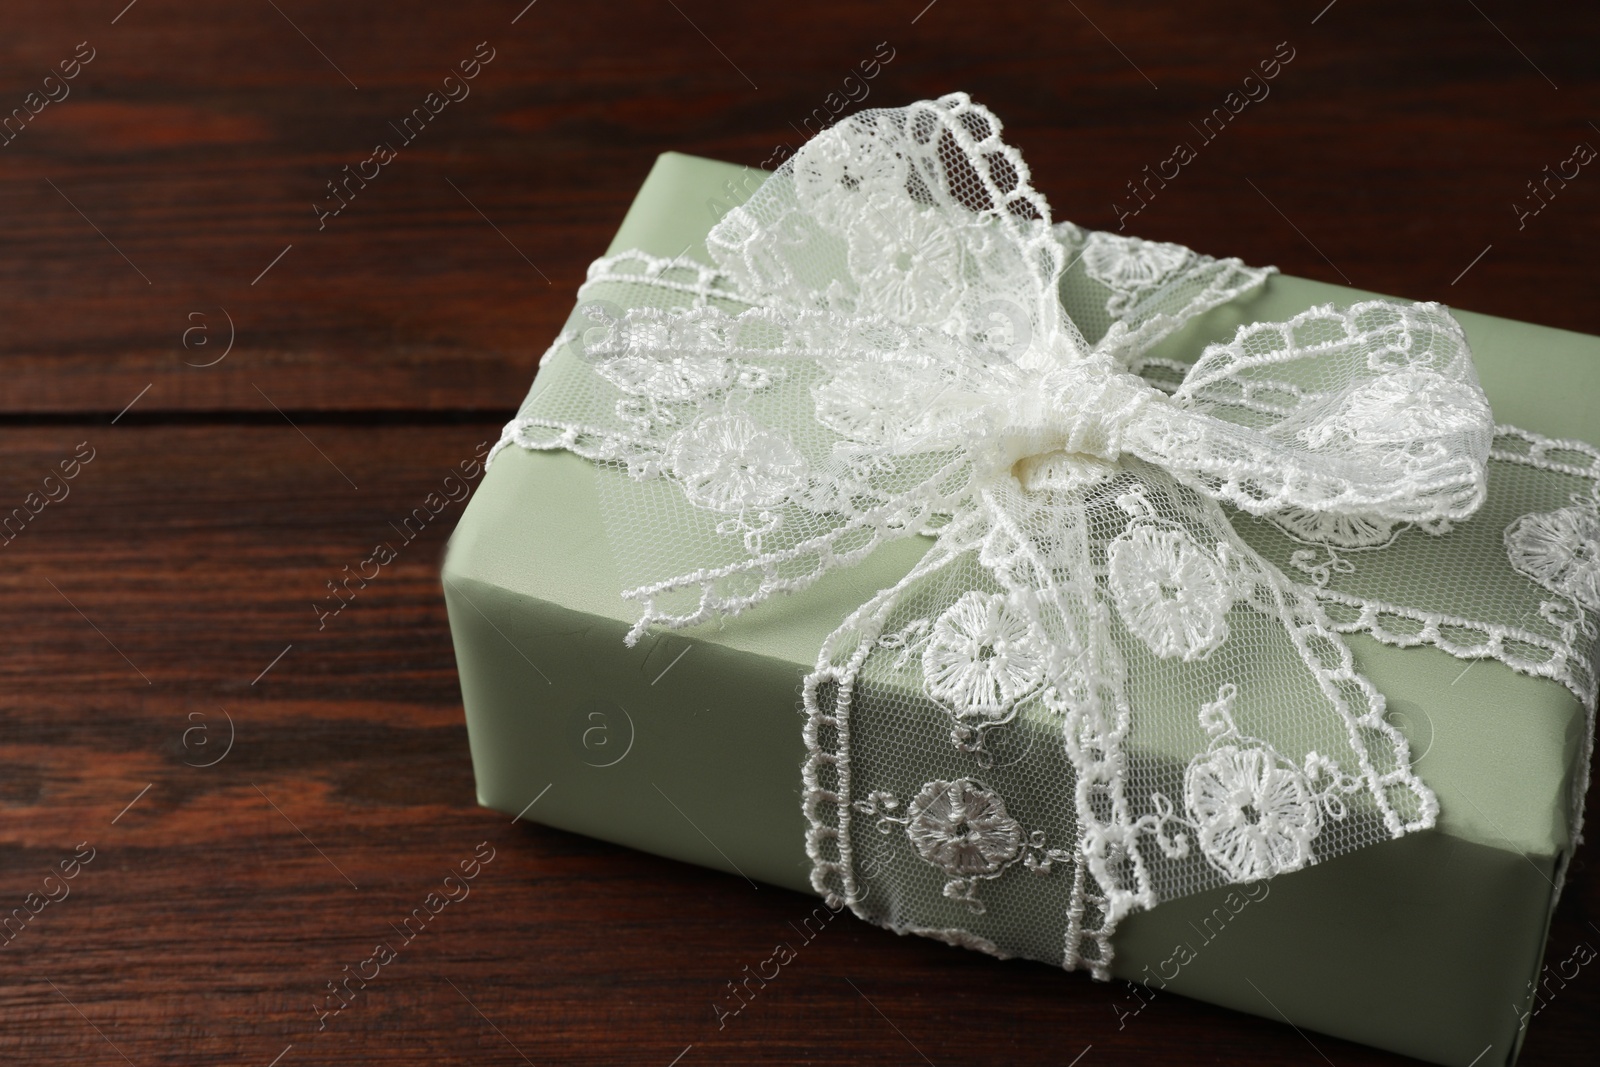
[[493, 93, 1599, 977]]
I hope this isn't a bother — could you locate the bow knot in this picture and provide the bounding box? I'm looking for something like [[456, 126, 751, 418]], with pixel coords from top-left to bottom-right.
[[1024, 360, 1154, 461], [986, 359, 1155, 488]]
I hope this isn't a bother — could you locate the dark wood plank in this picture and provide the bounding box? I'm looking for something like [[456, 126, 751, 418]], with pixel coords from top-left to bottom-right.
[[0, 0, 1596, 412], [1, 424, 1598, 1065]]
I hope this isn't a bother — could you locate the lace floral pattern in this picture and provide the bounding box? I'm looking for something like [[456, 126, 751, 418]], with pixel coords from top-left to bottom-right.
[[1302, 370, 1493, 450], [1184, 692, 1323, 882], [497, 91, 1596, 981], [669, 414, 806, 513], [593, 350, 737, 401], [855, 779, 1072, 913], [1187, 746, 1319, 881], [1506, 505, 1600, 611], [1081, 231, 1195, 317], [922, 591, 1048, 719], [905, 779, 1024, 876], [1133, 685, 1352, 884], [1268, 507, 1400, 549], [1107, 522, 1234, 661], [847, 197, 965, 323]]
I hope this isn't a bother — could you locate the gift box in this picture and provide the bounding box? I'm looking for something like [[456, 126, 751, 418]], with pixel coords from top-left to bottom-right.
[[444, 142, 1599, 1066]]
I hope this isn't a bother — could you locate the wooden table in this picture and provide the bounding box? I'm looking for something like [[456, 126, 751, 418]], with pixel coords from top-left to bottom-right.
[[2, 2, 1596, 1064]]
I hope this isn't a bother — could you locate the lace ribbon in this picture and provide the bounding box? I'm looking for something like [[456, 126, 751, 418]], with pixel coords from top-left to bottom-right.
[[493, 93, 1600, 977]]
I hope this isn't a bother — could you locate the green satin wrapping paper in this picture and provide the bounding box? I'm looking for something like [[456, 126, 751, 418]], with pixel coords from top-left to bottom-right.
[[443, 153, 1599, 1067]]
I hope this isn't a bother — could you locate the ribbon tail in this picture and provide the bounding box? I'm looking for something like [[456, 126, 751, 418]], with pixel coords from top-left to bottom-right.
[[802, 517, 979, 910], [976, 478, 1132, 977]]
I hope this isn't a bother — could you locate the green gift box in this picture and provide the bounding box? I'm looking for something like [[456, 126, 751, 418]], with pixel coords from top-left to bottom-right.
[[443, 151, 1599, 1066]]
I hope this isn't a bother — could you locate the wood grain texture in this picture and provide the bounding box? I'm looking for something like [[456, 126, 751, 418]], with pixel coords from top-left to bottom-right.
[[0, 0, 1596, 1064], [0, 0, 1597, 413]]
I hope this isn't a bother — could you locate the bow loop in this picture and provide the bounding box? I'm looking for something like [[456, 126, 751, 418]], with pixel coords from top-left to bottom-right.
[[708, 92, 1080, 367], [1145, 299, 1495, 525]]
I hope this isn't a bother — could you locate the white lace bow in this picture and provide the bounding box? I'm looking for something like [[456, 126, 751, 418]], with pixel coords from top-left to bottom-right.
[[496, 93, 1598, 977]]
